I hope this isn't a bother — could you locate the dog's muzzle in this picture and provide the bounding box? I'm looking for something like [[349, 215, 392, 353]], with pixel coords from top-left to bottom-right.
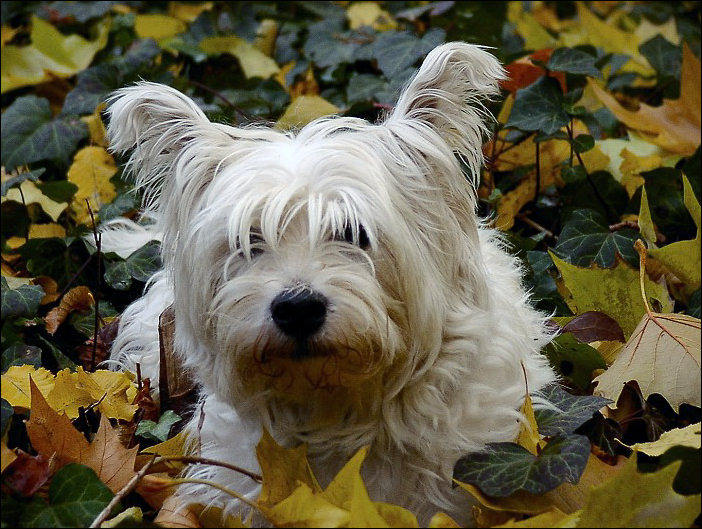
[[270, 289, 327, 339]]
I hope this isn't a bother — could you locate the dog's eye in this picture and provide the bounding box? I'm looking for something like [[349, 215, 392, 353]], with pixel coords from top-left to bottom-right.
[[237, 233, 264, 258], [341, 224, 370, 250]]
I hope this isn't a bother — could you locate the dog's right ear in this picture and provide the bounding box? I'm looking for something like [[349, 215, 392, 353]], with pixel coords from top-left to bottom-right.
[[106, 82, 228, 213]]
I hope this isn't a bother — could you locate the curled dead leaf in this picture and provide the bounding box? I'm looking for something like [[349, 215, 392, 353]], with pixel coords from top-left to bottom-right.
[[44, 285, 94, 335]]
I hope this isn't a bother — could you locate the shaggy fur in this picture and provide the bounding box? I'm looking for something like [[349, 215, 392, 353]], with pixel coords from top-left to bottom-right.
[[103, 42, 557, 524]]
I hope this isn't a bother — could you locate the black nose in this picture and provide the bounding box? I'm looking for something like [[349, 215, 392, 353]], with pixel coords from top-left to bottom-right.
[[270, 290, 328, 338]]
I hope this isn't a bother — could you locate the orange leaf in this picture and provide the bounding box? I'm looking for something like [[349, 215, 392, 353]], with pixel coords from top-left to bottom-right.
[[26, 376, 90, 468], [83, 414, 138, 493], [44, 285, 94, 335], [589, 43, 700, 155], [502, 49, 566, 94]]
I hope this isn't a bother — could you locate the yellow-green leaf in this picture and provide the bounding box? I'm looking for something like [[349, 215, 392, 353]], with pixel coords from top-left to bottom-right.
[[575, 455, 700, 528], [276, 95, 340, 130], [648, 174, 701, 290], [200, 35, 279, 79], [67, 146, 118, 224], [637, 187, 658, 247], [134, 14, 186, 41], [621, 423, 701, 456], [1, 16, 109, 93], [550, 252, 673, 338], [346, 2, 397, 31]]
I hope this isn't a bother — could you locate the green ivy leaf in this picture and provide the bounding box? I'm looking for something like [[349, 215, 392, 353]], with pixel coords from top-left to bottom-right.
[[543, 332, 607, 391], [506, 76, 569, 136], [135, 410, 182, 442], [687, 289, 701, 318], [0, 95, 87, 171], [19, 463, 114, 528], [103, 241, 161, 290], [1, 277, 44, 320], [1, 168, 45, 197], [535, 383, 611, 437], [554, 208, 641, 268], [1, 343, 43, 371], [547, 47, 602, 78], [369, 28, 445, 79], [639, 35, 681, 79], [571, 134, 594, 153], [453, 434, 591, 497]]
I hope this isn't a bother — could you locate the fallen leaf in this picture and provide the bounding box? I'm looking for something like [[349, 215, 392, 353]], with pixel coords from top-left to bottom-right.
[[507, 2, 558, 50], [593, 311, 701, 411], [81, 102, 109, 147], [428, 512, 461, 528], [346, 2, 397, 31], [1, 365, 55, 409], [2, 179, 68, 222], [200, 35, 280, 79], [550, 252, 673, 338], [45, 368, 95, 418], [1, 16, 110, 93], [67, 146, 118, 224], [561, 311, 625, 343], [1, 441, 18, 472], [575, 455, 700, 527], [134, 14, 186, 40], [82, 414, 138, 493], [588, 44, 700, 155], [619, 423, 701, 456], [648, 174, 701, 291], [154, 495, 202, 527], [44, 285, 94, 335], [502, 49, 567, 94], [516, 394, 542, 456], [28, 223, 66, 239], [2, 450, 50, 495], [494, 508, 575, 528], [276, 95, 340, 130], [169, 2, 214, 23]]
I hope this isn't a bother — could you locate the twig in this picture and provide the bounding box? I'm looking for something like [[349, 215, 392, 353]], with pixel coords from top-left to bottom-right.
[[86, 200, 102, 371], [565, 124, 618, 224], [89, 455, 157, 528], [516, 213, 557, 240], [187, 79, 258, 124], [156, 455, 263, 483]]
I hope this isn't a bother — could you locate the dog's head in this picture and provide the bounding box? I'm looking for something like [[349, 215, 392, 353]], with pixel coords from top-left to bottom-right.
[[107, 43, 505, 415]]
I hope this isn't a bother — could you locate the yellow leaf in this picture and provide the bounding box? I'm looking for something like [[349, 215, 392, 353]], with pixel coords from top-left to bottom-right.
[[1, 441, 17, 473], [81, 102, 109, 146], [347, 2, 397, 31], [134, 14, 186, 41], [200, 35, 279, 79], [428, 512, 461, 528], [79, 368, 139, 421], [575, 455, 700, 527], [2, 179, 68, 222], [1, 16, 109, 93], [637, 187, 657, 248], [1, 365, 55, 409], [621, 423, 701, 456], [45, 369, 93, 418], [594, 311, 701, 410], [264, 482, 351, 528], [588, 44, 701, 155], [67, 146, 118, 224], [648, 174, 701, 290], [550, 252, 673, 338], [254, 19, 278, 57], [634, 17, 680, 45], [169, 2, 214, 23], [495, 508, 576, 528], [456, 481, 557, 516], [256, 428, 321, 508], [102, 507, 144, 528], [507, 2, 557, 50], [516, 394, 541, 456], [142, 431, 188, 458], [1, 25, 19, 47], [560, 4, 654, 79], [276, 95, 340, 130], [28, 223, 66, 239]]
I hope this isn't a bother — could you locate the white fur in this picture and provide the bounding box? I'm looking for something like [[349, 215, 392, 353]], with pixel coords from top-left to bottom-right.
[[104, 43, 557, 525]]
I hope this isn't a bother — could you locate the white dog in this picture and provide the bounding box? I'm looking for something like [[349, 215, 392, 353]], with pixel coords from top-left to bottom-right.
[[103, 43, 556, 524]]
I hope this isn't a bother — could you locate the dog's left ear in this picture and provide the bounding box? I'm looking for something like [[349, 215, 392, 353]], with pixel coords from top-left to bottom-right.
[[384, 43, 506, 188]]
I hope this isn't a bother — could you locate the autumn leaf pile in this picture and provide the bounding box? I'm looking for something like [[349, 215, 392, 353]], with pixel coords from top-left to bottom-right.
[[1, 2, 701, 528]]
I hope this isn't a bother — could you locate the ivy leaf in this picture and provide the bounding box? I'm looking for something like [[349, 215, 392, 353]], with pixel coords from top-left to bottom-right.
[[19, 463, 114, 528], [534, 384, 611, 437], [554, 208, 642, 268], [639, 35, 681, 79], [0, 95, 87, 171], [0, 168, 45, 197], [506, 76, 569, 136], [542, 332, 607, 391], [453, 435, 591, 497], [1, 276, 44, 320], [547, 47, 602, 78], [135, 410, 182, 442], [370, 28, 445, 79], [104, 241, 161, 290]]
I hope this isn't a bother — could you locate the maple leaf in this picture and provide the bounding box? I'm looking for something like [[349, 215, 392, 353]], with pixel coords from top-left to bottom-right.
[[589, 44, 701, 155], [26, 378, 138, 492]]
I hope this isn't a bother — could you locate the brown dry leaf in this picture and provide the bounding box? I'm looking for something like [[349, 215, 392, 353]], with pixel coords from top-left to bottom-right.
[[83, 414, 138, 493], [26, 377, 91, 467], [588, 43, 701, 155], [137, 473, 179, 510], [33, 275, 59, 304], [44, 285, 94, 335], [154, 494, 202, 528], [593, 311, 701, 411], [2, 450, 51, 496]]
